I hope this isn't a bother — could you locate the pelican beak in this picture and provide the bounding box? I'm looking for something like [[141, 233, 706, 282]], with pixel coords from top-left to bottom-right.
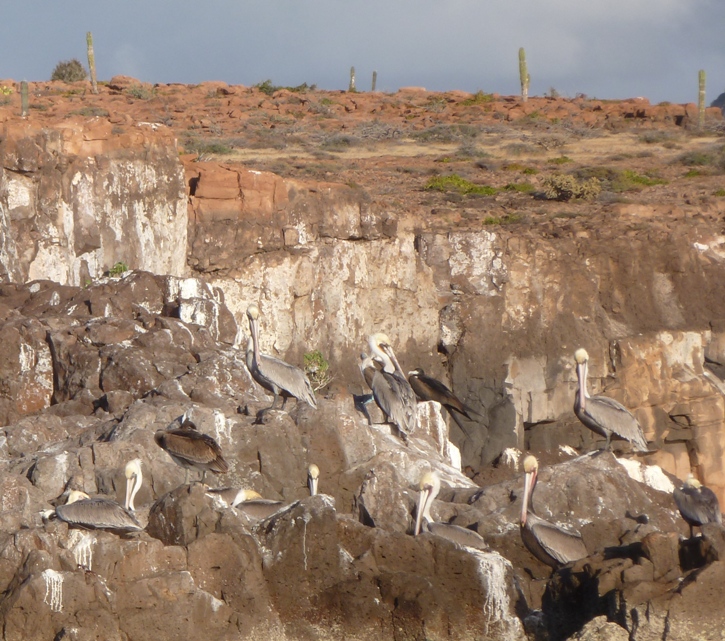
[[521, 470, 535, 527], [576, 361, 587, 406], [308, 474, 318, 497], [125, 472, 136, 512], [414, 486, 431, 536]]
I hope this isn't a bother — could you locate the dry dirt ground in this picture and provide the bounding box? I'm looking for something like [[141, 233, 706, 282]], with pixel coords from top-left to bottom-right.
[[2, 76, 724, 240]]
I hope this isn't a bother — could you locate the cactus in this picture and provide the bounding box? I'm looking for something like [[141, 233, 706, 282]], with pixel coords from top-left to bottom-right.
[[20, 80, 28, 117], [371, 70, 377, 92], [519, 48, 530, 103], [349, 66, 356, 92], [698, 69, 706, 130], [87, 32, 98, 94]]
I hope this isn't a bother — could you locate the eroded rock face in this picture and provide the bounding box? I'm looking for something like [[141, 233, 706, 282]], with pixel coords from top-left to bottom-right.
[[0, 120, 187, 285]]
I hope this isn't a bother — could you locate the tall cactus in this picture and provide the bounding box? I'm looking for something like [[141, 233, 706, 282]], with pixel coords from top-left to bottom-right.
[[20, 81, 28, 117], [519, 48, 530, 103], [87, 31, 98, 94], [371, 70, 377, 92], [698, 69, 706, 130], [349, 66, 356, 92]]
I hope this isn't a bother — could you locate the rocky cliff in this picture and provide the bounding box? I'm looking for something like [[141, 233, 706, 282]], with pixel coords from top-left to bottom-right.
[[1, 84, 725, 639]]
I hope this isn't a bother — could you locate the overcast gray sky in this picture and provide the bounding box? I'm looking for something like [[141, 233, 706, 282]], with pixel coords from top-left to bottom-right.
[[1, 1, 723, 105]]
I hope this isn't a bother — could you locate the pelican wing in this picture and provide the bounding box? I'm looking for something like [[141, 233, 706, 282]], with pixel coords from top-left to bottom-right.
[[371, 369, 417, 435], [674, 485, 723, 526], [257, 353, 317, 408], [410, 373, 474, 419], [236, 499, 285, 520], [56, 498, 142, 532], [157, 429, 228, 473], [427, 522, 488, 550], [527, 515, 587, 566], [582, 394, 648, 450]]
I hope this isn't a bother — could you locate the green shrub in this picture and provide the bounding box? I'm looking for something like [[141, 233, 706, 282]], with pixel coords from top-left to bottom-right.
[[424, 174, 497, 195], [126, 85, 155, 100], [108, 262, 128, 277], [714, 189, 725, 197], [504, 182, 535, 193], [541, 174, 601, 201], [460, 91, 494, 106], [304, 350, 333, 391], [548, 156, 572, 165], [51, 59, 87, 82]]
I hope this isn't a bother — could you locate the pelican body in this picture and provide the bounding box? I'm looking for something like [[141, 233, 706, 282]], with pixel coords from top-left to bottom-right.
[[246, 304, 317, 411], [53, 460, 145, 534], [155, 419, 228, 483], [574, 348, 648, 452], [207, 487, 285, 519], [363, 333, 418, 441], [673, 474, 722, 538], [414, 471, 488, 550], [520, 455, 587, 568]]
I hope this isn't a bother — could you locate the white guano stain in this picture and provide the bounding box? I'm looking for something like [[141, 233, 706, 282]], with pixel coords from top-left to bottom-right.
[[617, 457, 674, 493], [475, 551, 524, 640], [42, 569, 64, 612]]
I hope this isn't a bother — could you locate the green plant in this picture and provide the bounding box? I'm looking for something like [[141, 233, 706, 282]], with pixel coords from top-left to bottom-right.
[[483, 213, 521, 225], [684, 169, 706, 178], [424, 174, 498, 195], [714, 188, 725, 197], [51, 59, 87, 82], [87, 32, 98, 94], [541, 174, 601, 201], [304, 350, 334, 391], [698, 69, 706, 130], [519, 48, 530, 102], [548, 156, 573, 165], [108, 261, 128, 277], [0, 86, 12, 95], [461, 91, 494, 106], [71, 106, 110, 118], [503, 182, 535, 193], [126, 85, 155, 100]]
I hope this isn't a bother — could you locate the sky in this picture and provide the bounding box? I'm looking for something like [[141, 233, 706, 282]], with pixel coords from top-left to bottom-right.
[[1, 1, 724, 105]]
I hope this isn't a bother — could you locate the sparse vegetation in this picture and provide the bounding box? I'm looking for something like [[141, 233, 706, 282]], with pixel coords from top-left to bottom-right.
[[71, 106, 110, 118], [424, 174, 498, 196], [575, 167, 667, 192], [461, 91, 494, 106], [126, 85, 155, 100], [304, 350, 334, 391], [108, 262, 128, 277], [254, 80, 316, 96], [411, 124, 480, 144], [51, 59, 87, 83], [541, 174, 601, 201], [547, 156, 573, 165], [483, 213, 521, 225], [504, 182, 535, 193], [714, 188, 725, 197]]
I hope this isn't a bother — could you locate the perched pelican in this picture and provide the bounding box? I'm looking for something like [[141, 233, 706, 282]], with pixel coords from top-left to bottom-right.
[[53, 485, 143, 534], [307, 463, 319, 496], [673, 474, 723, 538], [154, 419, 228, 484], [362, 333, 418, 441], [246, 304, 317, 411], [414, 471, 488, 550], [520, 455, 588, 568], [207, 487, 285, 519], [574, 348, 648, 452], [408, 367, 479, 438]]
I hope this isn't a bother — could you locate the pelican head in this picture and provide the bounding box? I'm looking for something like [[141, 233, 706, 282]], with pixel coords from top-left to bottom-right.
[[307, 463, 320, 496], [368, 333, 395, 373], [246, 304, 260, 321], [414, 471, 441, 536], [125, 458, 143, 512], [574, 348, 589, 365], [683, 474, 702, 490], [521, 455, 539, 527], [66, 490, 91, 505]]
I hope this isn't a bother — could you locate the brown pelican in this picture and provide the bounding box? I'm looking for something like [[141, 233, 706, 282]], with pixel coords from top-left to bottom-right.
[[574, 348, 648, 452], [207, 487, 285, 519], [362, 333, 418, 441], [154, 419, 228, 484], [520, 455, 587, 568], [53, 483, 143, 533], [673, 474, 723, 538], [307, 463, 319, 496], [246, 304, 317, 411], [414, 471, 488, 550], [408, 367, 479, 438]]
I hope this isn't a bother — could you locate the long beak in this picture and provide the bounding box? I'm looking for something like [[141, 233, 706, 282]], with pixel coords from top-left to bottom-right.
[[125, 473, 136, 511], [576, 361, 588, 408], [308, 475, 318, 497], [521, 471, 534, 526], [414, 487, 431, 536]]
